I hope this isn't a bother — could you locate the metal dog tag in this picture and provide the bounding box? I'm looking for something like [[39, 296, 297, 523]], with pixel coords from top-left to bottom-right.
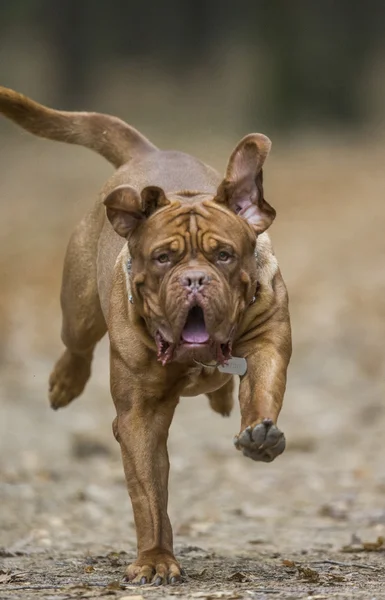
[[218, 357, 247, 376]]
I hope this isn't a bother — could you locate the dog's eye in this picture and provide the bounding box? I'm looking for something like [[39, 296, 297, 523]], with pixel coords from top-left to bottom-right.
[[218, 250, 231, 262], [157, 253, 170, 264]]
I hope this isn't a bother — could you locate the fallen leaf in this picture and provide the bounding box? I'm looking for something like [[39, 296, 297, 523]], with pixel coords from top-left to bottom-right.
[[341, 535, 384, 553], [297, 566, 320, 583], [226, 571, 250, 582], [83, 565, 94, 573], [106, 580, 125, 590], [282, 559, 296, 568], [0, 571, 12, 584], [362, 536, 384, 551]]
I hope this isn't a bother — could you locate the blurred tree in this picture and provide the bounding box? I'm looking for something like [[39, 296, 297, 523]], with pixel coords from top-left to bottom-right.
[[0, 0, 384, 129]]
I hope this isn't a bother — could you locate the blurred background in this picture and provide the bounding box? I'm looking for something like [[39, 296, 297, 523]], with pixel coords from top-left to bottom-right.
[[1, 0, 385, 586]]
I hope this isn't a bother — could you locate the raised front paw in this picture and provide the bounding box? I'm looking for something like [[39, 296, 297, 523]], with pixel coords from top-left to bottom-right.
[[233, 418, 286, 462], [125, 549, 182, 585]]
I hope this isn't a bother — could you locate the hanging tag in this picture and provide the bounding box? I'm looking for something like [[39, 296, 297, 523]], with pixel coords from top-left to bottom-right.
[[218, 357, 247, 376]]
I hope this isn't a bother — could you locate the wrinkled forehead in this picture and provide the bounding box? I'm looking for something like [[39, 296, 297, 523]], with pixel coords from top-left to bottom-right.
[[140, 198, 256, 255]]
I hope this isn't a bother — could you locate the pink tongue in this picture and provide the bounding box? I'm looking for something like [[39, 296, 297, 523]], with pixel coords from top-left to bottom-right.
[[182, 307, 210, 344]]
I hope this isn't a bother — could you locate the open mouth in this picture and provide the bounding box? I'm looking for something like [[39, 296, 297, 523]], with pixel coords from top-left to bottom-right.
[[155, 306, 232, 366], [181, 306, 209, 344]]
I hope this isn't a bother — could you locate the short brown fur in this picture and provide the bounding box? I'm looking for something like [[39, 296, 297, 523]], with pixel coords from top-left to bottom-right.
[[0, 87, 292, 585]]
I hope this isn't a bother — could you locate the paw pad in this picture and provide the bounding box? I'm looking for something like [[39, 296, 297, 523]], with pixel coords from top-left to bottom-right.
[[234, 418, 286, 462]]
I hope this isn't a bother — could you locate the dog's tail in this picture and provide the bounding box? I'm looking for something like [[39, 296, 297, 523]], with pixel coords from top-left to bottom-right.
[[0, 87, 157, 168]]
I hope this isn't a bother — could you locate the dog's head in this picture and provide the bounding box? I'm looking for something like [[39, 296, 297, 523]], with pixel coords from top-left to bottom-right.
[[104, 134, 275, 365]]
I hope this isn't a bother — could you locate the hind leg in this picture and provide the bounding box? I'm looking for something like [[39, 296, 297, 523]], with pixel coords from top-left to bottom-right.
[[207, 377, 234, 417], [49, 205, 107, 410]]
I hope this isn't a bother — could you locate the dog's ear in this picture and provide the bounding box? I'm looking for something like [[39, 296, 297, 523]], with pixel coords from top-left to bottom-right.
[[215, 134, 276, 234], [104, 185, 169, 238]]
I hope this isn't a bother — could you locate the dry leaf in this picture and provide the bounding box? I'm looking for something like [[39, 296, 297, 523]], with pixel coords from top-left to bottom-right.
[[106, 580, 124, 590], [226, 571, 250, 582], [297, 566, 320, 583], [341, 535, 384, 553], [83, 565, 95, 573], [362, 536, 384, 551], [282, 559, 296, 568], [0, 571, 12, 584]]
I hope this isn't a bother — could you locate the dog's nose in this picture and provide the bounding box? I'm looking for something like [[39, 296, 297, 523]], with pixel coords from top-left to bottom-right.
[[181, 270, 210, 291]]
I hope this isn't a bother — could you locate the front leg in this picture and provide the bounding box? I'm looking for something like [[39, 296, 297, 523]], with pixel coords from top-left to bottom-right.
[[113, 382, 181, 585], [234, 314, 292, 463]]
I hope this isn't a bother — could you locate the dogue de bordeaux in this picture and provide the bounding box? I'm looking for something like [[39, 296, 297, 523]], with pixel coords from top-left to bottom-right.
[[0, 87, 292, 585]]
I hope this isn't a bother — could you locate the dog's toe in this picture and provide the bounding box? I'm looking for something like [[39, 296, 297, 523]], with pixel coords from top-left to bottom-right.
[[125, 552, 183, 586], [234, 418, 286, 462], [49, 350, 91, 410], [49, 379, 75, 410]]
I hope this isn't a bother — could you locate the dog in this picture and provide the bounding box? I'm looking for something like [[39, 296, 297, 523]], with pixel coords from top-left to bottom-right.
[[0, 87, 292, 585]]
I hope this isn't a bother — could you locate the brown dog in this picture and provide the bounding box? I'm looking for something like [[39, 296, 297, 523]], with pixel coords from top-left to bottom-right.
[[0, 87, 292, 585]]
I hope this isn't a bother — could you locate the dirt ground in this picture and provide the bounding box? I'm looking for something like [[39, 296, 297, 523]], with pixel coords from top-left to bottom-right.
[[1, 134, 385, 600]]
